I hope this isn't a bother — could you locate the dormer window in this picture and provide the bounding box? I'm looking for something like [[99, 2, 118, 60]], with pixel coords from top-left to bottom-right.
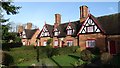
[[40, 26, 50, 37], [67, 29, 73, 35], [54, 31, 59, 36], [66, 24, 74, 35], [44, 32, 49, 36], [54, 28, 60, 36], [87, 26, 94, 33]]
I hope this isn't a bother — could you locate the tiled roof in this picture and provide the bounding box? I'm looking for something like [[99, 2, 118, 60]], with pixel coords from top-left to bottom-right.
[[45, 24, 54, 37], [96, 13, 120, 35], [38, 13, 119, 39], [24, 29, 38, 39], [54, 20, 82, 37]]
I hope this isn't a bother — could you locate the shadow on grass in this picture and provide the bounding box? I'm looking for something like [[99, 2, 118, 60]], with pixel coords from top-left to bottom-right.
[[2, 51, 14, 66], [50, 57, 61, 68], [68, 55, 80, 60]]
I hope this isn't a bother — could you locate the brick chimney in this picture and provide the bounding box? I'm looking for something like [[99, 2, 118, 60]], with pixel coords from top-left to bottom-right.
[[80, 5, 89, 23], [18, 25, 23, 33], [26, 23, 32, 29], [18, 25, 23, 36], [54, 14, 61, 27]]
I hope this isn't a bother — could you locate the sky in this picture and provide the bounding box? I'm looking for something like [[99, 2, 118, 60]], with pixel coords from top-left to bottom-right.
[[4, 2, 119, 30]]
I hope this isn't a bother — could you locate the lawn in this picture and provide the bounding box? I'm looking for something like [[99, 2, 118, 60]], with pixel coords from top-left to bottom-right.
[[4, 46, 80, 67], [6, 46, 37, 66], [51, 55, 79, 67]]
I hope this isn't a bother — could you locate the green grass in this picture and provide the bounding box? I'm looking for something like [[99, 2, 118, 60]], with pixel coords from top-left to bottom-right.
[[41, 58, 58, 66], [17, 60, 39, 66], [6, 46, 37, 66], [52, 55, 78, 67], [6, 46, 58, 66], [5, 46, 80, 67]]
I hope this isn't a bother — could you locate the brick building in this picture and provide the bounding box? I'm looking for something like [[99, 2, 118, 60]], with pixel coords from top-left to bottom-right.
[[18, 23, 40, 46], [22, 29, 40, 46], [37, 5, 120, 54]]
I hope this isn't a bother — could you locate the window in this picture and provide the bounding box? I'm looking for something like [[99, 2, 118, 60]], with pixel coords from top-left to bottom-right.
[[43, 41, 47, 46], [41, 31, 50, 37], [54, 31, 59, 36], [88, 19, 93, 24], [44, 32, 47, 36], [54, 40, 58, 46], [28, 41, 30, 45], [22, 34, 26, 38], [87, 26, 94, 32], [67, 30, 73, 35], [23, 41, 25, 45], [67, 40, 73, 46], [37, 41, 40, 46], [41, 26, 50, 37], [44, 32, 49, 36], [86, 40, 95, 48]]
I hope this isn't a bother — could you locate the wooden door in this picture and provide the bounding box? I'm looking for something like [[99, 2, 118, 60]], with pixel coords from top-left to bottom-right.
[[109, 41, 116, 54]]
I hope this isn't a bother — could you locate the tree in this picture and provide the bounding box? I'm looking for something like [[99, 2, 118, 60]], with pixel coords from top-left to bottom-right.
[[47, 38, 53, 46], [1, 1, 21, 43], [0, 2, 21, 23]]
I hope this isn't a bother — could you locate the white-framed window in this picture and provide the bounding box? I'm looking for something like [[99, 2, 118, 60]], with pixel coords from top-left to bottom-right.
[[44, 32, 49, 36], [87, 26, 94, 32], [22, 34, 26, 38], [54, 40, 58, 46], [43, 41, 47, 46], [54, 31, 59, 36], [37, 41, 40, 46], [67, 30, 73, 35], [23, 41, 25, 45], [67, 40, 73, 46], [86, 40, 95, 48]]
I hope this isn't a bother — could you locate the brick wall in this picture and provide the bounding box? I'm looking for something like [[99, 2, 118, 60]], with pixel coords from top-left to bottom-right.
[[30, 29, 40, 46], [22, 39, 30, 46], [40, 37, 51, 46], [79, 33, 106, 52], [64, 36, 78, 46], [53, 37, 59, 47]]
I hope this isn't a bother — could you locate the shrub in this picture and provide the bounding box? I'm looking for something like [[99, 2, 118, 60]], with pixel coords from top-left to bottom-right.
[[21, 46, 35, 50], [86, 46, 100, 55], [37, 46, 79, 58], [2, 42, 23, 51], [2, 51, 14, 66], [74, 59, 86, 67], [2, 43, 10, 51], [80, 49, 92, 62], [76, 48, 81, 53], [56, 46, 79, 55], [47, 38, 53, 45], [101, 52, 113, 64]]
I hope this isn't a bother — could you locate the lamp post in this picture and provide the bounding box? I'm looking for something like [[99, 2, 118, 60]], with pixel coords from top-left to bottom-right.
[[36, 40, 39, 62]]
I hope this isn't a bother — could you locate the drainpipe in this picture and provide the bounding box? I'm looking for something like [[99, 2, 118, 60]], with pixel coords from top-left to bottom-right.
[[105, 35, 108, 52], [77, 35, 79, 47]]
